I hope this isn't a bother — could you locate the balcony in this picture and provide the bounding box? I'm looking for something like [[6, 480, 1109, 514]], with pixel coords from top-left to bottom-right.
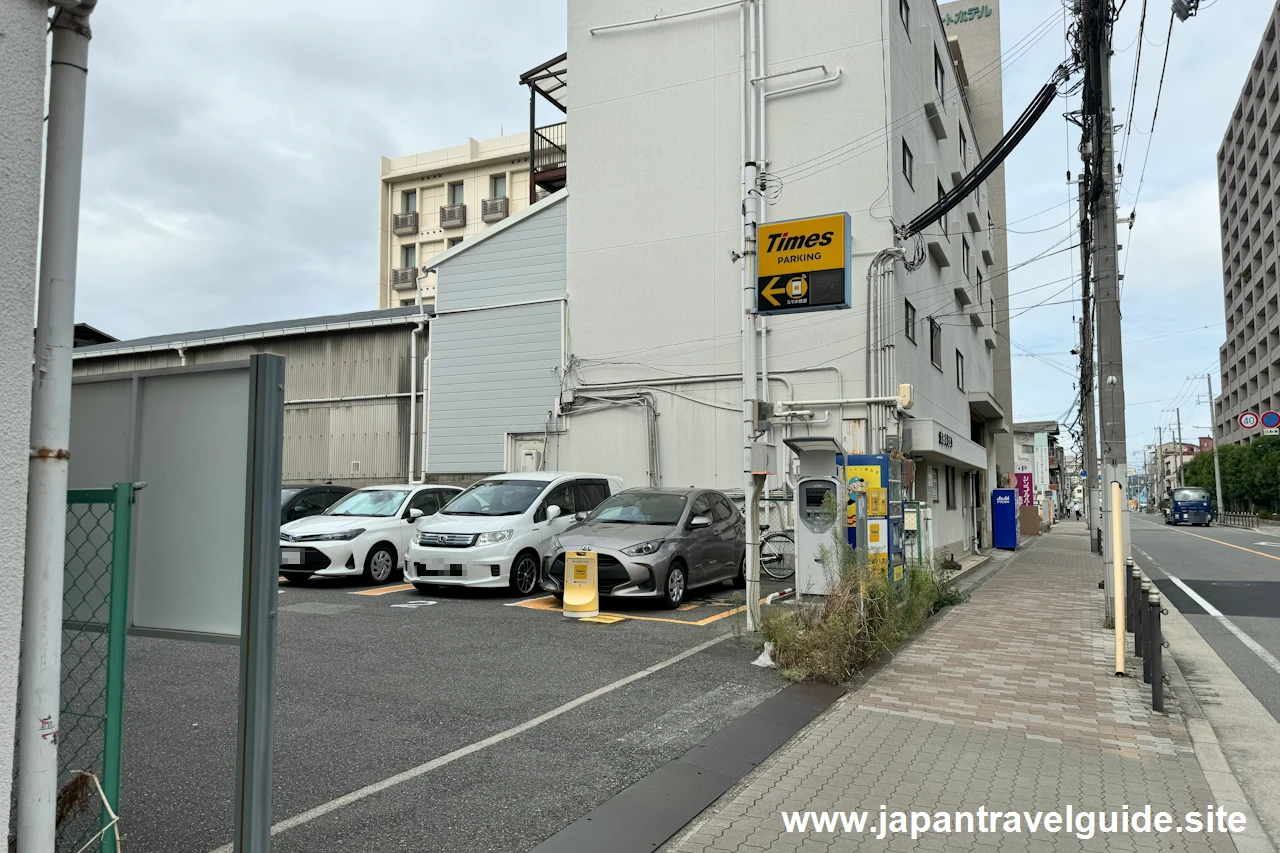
[[440, 204, 466, 229], [532, 121, 567, 200], [481, 196, 510, 223], [391, 268, 418, 291], [392, 211, 418, 236]]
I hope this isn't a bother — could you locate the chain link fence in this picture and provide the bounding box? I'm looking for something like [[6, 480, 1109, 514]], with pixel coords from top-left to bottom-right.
[[9, 484, 132, 853]]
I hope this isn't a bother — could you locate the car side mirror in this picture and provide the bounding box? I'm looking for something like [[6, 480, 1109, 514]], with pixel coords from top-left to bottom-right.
[[546, 505, 562, 521], [575, 511, 588, 521], [688, 515, 711, 529], [408, 508, 424, 520]]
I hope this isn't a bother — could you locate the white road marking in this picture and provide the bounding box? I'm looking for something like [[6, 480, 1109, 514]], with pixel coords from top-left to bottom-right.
[[207, 633, 731, 852], [1131, 548, 1280, 679], [1254, 542, 1280, 548], [390, 600, 437, 609]]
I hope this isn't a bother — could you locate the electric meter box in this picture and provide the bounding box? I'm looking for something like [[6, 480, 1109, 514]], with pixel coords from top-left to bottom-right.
[[840, 453, 906, 583], [783, 437, 847, 596]]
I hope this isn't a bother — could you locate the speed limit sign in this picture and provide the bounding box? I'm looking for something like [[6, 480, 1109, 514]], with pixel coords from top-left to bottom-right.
[[1240, 411, 1261, 430]]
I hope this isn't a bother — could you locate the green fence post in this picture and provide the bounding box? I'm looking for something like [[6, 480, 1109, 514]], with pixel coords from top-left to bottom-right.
[[100, 482, 133, 853]]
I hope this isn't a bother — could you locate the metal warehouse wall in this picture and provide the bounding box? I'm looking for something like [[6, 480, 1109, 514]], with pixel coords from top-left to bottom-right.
[[73, 326, 423, 487]]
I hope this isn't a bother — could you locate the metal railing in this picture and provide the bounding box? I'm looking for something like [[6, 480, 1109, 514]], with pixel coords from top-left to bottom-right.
[[392, 210, 418, 235], [440, 203, 467, 228], [533, 121, 567, 174], [1218, 511, 1258, 529]]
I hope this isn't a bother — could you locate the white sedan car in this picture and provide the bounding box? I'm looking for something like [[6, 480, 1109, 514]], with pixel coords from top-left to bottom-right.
[[279, 484, 462, 584]]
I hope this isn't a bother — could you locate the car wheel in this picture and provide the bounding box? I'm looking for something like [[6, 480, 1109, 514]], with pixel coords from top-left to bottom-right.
[[363, 544, 397, 585], [729, 555, 746, 589], [509, 551, 540, 596], [281, 572, 313, 585], [663, 563, 687, 609]]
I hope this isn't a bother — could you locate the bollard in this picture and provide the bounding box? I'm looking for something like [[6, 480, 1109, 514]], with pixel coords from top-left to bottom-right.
[[1142, 581, 1154, 684], [1128, 567, 1141, 636], [1149, 591, 1164, 712], [1138, 580, 1151, 662]]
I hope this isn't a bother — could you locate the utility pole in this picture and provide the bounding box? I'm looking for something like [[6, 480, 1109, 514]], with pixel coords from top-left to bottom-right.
[[1077, 176, 1099, 547], [1082, 0, 1129, 616], [1206, 374, 1225, 513], [1175, 408, 1185, 487], [18, 4, 95, 850], [1156, 425, 1164, 500]]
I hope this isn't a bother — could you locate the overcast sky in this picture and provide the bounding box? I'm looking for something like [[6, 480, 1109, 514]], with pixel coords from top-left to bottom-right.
[[73, 0, 1254, 471]]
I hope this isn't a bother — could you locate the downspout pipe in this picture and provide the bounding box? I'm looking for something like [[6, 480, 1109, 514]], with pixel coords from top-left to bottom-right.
[[19, 4, 96, 849]]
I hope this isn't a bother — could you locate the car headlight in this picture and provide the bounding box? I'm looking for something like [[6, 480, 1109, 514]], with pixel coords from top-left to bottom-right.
[[476, 529, 514, 545], [300, 528, 364, 542], [622, 539, 664, 557]]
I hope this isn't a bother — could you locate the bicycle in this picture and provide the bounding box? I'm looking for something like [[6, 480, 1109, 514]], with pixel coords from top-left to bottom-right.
[[758, 525, 796, 581]]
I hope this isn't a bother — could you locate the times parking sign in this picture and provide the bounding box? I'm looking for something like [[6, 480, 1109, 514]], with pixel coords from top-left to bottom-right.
[[756, 213, 851, 315]]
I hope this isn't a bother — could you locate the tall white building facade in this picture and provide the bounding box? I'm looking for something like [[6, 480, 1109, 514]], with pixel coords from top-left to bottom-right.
[[547, 0, 1009, 556]]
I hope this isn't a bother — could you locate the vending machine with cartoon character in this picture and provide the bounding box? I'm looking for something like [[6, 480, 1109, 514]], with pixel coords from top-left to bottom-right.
[[839, 452, 906, 582]]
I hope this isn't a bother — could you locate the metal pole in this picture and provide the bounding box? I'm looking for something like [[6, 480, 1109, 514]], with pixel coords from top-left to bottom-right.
[[101, 482, 134, 853], [1149, 590, 1164, 711], [527, 86, 537, 206], [1175, 408, 1185, 488], [1206, 375, 1225, 515], [235, 354, 285, 853], [1077, 178, 1098, 542], [741, 0, 763, 631], [18, 6, 95, 849], [1111, 481, 1125, 674], [1156, 426, 1164, 508]]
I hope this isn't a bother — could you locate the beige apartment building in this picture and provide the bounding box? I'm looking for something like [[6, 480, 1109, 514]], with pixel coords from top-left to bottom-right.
[[378, 133, 535, 308]]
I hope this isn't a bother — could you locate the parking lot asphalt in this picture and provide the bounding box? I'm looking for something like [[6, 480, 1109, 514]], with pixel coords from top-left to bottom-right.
[[117, 574, 791, 853]]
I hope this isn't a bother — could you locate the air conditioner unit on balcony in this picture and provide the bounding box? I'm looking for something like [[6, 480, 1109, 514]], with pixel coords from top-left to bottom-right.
[[481, 197, 509, 223], [440, 204, 466, 228], [391, 268, 417, 290], [392, 211, 418, 236]]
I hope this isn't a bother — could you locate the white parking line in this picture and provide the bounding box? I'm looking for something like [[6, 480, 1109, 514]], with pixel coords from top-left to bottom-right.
[[207, 633, 730, 852], [1132, 547, 1280, 679]]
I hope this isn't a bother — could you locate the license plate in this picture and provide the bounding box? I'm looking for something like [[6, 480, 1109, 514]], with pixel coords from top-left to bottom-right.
[[281, 548, 303, 566]]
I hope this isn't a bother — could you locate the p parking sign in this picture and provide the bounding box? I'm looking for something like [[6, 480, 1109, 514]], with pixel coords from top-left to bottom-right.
[[756, 213, 851, 315]]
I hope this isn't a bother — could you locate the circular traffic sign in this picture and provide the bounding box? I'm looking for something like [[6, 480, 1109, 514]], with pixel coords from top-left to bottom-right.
[[1240, 411, 1261, 429], [1263, 411, 1280, 429]]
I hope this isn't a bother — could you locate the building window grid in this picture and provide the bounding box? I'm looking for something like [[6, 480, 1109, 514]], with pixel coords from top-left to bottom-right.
[[402, 189, 417, 213], [960, 125, 967, 168], [902, 139, 914, 188], [929, 319, 942, 370], [401, 244, 416, 269], [938, 182, 948, 238], [962, 237, 970, 280], [905, 300, 917, 343], [956, 349, 965, 391], [934, 47, 946, 99], [945, 465, 956, 510]]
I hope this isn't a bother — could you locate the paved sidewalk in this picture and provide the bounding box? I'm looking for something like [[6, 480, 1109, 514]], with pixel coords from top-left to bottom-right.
[[668, 523, 1264, 852]]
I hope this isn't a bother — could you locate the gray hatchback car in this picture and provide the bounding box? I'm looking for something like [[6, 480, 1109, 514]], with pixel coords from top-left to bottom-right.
[[540, 487, 746, 608]]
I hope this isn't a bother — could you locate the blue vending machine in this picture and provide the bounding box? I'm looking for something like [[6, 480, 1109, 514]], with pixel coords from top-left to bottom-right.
[[839, 453, 906, 582], [992, 488, 1018, 550]]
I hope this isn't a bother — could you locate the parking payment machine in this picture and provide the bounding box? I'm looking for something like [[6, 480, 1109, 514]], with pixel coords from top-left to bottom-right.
[[784, 437, 847, 596]]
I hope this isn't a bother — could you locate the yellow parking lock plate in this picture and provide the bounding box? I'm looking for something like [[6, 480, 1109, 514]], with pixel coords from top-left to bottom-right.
[[579, 614, 626, 624], [562, 551, 600, 619]]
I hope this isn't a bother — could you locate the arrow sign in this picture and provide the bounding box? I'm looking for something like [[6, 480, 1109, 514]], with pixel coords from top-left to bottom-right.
[[760, 276, 786, 308]]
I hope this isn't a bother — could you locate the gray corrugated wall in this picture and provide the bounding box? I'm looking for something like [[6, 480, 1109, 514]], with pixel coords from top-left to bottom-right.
[[435, 196, 566, 312], [427, 301, 561, 474]]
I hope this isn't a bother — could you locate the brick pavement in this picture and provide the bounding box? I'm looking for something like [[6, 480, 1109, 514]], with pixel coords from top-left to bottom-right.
[[668, 524, 1245, 852]]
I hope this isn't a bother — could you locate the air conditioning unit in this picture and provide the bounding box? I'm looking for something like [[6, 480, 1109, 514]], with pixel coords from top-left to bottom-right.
[[520, 449, 543, 472], [481, 196, 509, 223]]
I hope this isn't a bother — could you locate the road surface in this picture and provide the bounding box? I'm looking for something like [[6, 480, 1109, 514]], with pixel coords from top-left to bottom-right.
[[1130, 514, 1280, 722]]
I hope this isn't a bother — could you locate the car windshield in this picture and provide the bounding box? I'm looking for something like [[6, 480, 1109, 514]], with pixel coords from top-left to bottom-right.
[[588, 492, 687, 525], [441, 480, 548, 516], [326, 489, 410, 517], [1173, 488, 1210, 503], [281, 488, 302, 502]]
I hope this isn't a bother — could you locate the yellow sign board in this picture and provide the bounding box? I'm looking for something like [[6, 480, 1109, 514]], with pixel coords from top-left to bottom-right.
[[563, 551, 599, 619], [756, 213, 850, 314]]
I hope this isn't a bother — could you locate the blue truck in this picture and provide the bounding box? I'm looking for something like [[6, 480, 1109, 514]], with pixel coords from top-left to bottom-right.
[[1165, 487, 1212, 526]]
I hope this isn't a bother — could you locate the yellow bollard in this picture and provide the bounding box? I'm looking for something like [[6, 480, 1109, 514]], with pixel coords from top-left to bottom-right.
[[1111, 481, 1125, 675], [562, 551, 600, 619]]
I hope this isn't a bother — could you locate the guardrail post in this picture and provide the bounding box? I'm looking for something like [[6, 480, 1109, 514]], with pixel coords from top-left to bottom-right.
[[1137, 580, 1151, 661], [1149, 590, 1164, 711]]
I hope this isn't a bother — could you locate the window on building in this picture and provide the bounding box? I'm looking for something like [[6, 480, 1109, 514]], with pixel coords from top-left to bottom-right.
[[956, 349, 965, 391], [448, 237, 463, 248], [937, 181, 948, 237], [902, 139, 914, 187], [945, 465, 957, 509], [1021, 444, 1034, 454], [449, 182, 465, 206], [928, 466, 940, 503], [401, 243, 416, 269], [934, 47, 946, 99], [976, 267, 984, 302], [959, 125, 967, 168], [402, 189, 417, 213], [491, 174, 507, 199], [905, 299, 917, 343], [962, 237, 970, 279], [400, 299, 418, 307], [929, 318, 942, 369], [899, 0, 909, 30]]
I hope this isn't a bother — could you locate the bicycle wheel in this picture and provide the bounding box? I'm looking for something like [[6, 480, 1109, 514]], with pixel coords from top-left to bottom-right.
[[759, 531, 796, 580]]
